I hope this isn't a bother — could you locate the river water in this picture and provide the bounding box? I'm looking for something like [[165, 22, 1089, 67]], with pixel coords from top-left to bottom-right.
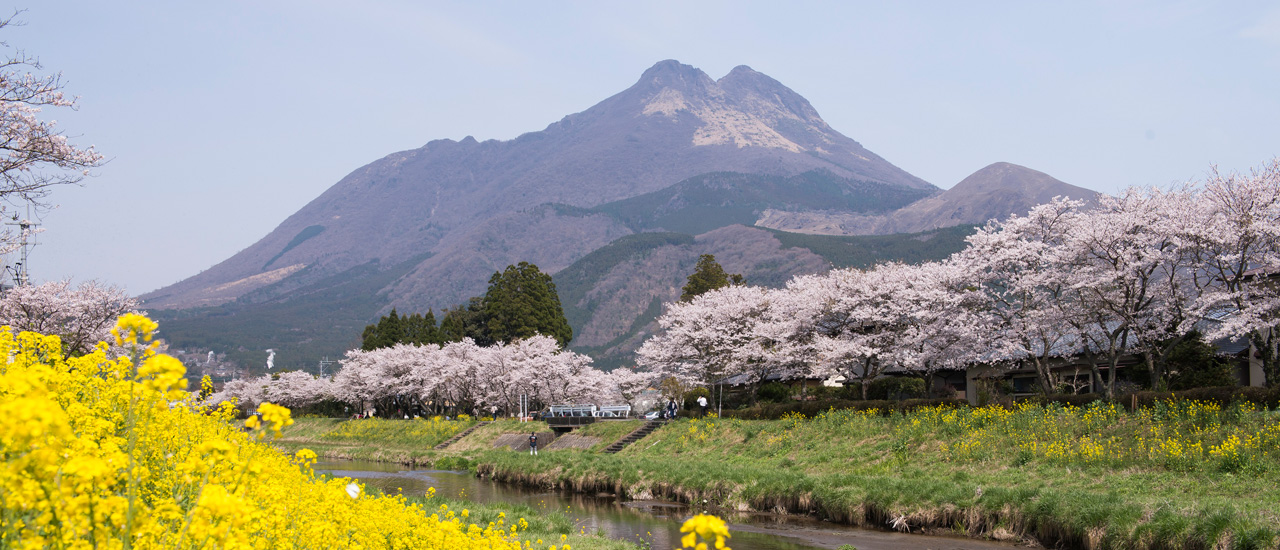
[[317, 460, 1019, 550]]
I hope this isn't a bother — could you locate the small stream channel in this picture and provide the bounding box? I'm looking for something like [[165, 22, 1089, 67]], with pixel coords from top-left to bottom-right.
[[317, 460, 1020, 550]]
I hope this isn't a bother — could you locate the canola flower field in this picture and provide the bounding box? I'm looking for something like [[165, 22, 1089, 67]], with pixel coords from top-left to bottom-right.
[[0, 316, 580, 550]]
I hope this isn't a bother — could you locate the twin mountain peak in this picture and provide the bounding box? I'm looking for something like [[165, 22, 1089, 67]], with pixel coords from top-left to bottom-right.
[[143, 60, 1095, 371]]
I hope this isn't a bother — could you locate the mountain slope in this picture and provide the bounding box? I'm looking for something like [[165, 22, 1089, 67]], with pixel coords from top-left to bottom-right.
[[755, 162, 1098, 235], [590, 170, 933, 235]]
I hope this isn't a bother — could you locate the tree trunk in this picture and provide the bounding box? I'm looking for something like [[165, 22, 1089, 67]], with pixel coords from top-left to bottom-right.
[[1105, 355, 1119, 400], [1031, 356, 1056, 394], [1146, 353, 1163, 392], [861, 355, 876, 400], [1148, 332, 1187, 391], [1251, 327, 1279, 388]]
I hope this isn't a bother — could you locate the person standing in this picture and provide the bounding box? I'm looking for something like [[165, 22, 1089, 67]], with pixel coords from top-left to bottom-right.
[[665, 398, 677, 420], [697, 395, 708, 418], [528, 432, 539, 456]]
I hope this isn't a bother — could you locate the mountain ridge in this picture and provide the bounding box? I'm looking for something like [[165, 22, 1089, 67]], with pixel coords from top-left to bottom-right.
[[755, 162, 1097, 235]]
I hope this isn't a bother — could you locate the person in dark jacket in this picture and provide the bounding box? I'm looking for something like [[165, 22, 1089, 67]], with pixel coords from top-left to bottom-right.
[[528, 432, 539, 456]]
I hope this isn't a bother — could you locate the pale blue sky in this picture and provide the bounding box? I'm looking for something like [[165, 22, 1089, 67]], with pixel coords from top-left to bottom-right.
[[7, 1, 1280, 295]]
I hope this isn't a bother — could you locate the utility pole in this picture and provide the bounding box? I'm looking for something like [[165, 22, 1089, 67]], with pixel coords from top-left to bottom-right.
[[318, 356, 336, 377], [4, 213, 37, 287]]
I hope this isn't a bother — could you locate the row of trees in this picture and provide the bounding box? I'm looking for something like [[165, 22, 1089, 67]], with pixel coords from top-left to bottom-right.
[[360, 262, 573, 350], [210, 261, 640, 416], [639, 161, 1280, 399], [209, 334, 649, 417], [0, 279, 137, 356]]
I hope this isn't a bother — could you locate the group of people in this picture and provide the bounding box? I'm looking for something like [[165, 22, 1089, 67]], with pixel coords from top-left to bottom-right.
[[661, 395, 709, 419]]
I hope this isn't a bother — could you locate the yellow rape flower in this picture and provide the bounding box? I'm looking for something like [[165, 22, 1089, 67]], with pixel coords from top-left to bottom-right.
[[111, 312, 158, 346], [681, 513, 731, 550], [137, 353, 187, 395], [257, 402, 295, 437]]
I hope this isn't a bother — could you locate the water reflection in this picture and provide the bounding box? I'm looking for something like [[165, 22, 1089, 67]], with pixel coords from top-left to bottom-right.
[[316, 460, 1015, 550]]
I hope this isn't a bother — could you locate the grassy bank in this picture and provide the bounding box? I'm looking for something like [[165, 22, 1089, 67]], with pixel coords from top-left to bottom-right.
[[277, 403, 1280, 548], [278, 417, 645, 459], [275, 416, 478, 464], [474, 402, 1280, 549]]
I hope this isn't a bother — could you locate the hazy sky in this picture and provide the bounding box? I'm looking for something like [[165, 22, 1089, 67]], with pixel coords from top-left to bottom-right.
[[6, 1, 1280, 295]]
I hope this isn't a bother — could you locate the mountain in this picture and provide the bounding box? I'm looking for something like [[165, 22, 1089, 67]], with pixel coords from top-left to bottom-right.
[[755, 162, 1098, 235], [143, 60, 1088, 374], [143, 60, 931, 312]]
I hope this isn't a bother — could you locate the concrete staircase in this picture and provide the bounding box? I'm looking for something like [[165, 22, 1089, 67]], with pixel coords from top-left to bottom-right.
[[434, 421, 490, 450], [602, 419, 665, 454]]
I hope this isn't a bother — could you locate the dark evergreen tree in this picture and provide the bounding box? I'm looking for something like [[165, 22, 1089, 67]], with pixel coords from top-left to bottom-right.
[[1167, 331, 1237, 390], [440, 297, 490, 346], [360, 308, 417, 350], [481, 262, 573, 347], [404, 310, 442, 346], [680, 254, 743, 302]]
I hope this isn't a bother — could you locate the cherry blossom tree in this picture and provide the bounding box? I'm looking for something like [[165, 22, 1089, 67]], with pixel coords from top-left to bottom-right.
[[605, 367, 654, 409], [0, 15, 103, 253], [0, 278, 138, 356], [957, 198, 1084, 394], [890, 260, 985, 393], [637, 285, 807, 400], [207, 375, 269, 411], [1187, 159, 1280, 387], [1058, 187, 1202, 395], [264, 370, 335, 409], [236, 334, 622, 418]]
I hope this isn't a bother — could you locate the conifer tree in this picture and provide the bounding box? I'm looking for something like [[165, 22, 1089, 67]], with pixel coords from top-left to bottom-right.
[[440, 297, 490, 346], [680, 254, 743, 302], [404, 310, 442, 346], [481, 262, 572, 347], [361, 308, 407, 350]]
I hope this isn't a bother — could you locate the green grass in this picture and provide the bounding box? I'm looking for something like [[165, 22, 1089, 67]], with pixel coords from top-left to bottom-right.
[[470, 403, 1280, 549], [572, 420, 645, 452], [275, 417, 476, 464]]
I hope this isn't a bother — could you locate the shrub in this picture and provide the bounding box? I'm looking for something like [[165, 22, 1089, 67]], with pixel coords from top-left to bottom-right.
[[756, 382, 791, 403], [721, 397, 966, 420], [1127, 386, 1280, 411], [1018, 386, 1280, 411], [867, 376, 926, 400], [684, 387, 711, 409]]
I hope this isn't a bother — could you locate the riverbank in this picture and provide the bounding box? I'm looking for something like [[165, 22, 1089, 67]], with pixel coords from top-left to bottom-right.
[[275, 416, 478, 465], [275, 417, 637, 464], [407, 493, 638, 550], [280, 403, 1280, 549]]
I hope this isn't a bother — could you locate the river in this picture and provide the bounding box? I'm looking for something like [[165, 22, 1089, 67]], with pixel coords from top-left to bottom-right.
[[317, 460, 1020, 550]]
